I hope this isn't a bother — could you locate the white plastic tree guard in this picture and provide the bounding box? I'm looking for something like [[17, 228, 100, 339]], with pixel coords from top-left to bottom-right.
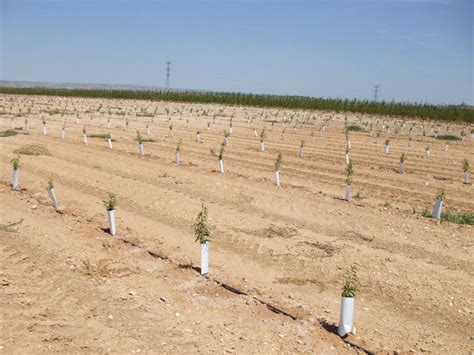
[[107, 209, 116, 236], [338, 296, 355, 337], [200, 242, 209, 275]]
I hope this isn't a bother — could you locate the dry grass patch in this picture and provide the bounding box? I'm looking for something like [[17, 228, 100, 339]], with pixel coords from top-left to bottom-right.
[[14, 144, 51, 156]]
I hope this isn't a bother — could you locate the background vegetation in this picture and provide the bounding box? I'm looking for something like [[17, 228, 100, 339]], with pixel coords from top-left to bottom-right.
[[0, 87, 472, 123]]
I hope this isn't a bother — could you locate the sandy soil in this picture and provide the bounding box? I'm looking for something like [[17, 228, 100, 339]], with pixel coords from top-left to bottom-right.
[[0, 94, 473, 354]]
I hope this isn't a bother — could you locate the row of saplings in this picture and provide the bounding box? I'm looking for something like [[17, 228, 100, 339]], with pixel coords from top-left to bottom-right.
[[9, 157, 466, 340], [9, 156, 359, 337], [9, 152, 466, 222], [22, 117, 473, 187]]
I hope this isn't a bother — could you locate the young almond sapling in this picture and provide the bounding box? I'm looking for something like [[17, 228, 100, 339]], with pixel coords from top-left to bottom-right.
[[259, 129, 266, 152], [274, 152, 283, 187], [338, 264, 358, 337], [83, 126, 88, 144], [463, 160, 470, 185], [299, 140, 305, 158], [104, 193, 117, 236], [11, 156, 20, 190], [432, 191, 445, 221], [211, 142, 225, 174], [384, 139, 390, 154], [345, 159, 353, 201], [46, 179, 58, 210], [106, 133, 113, 149], [399, 153, 406, 174], [42, 116, 48, 135], [136, 130, 145, 155], [175, 140, 182, 166], [194, 204, 211, 275]]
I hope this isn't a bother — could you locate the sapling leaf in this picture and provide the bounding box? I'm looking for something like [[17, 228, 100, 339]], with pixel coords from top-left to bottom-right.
[[210, 142, 225, 160], [275, 152, 283, 172], [136, 130, 144, 144], [437, 190, 446, 201], [194, 204, 210, 244], [103, 193, 117, 211], [11, 156, 20, 171], [342, 264, 358, 298]]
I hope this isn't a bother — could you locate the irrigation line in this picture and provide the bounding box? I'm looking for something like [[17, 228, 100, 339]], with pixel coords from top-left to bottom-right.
[[114, 237, 374, 353], [117, 238, 374, 353], [120, 237, 298, 320]]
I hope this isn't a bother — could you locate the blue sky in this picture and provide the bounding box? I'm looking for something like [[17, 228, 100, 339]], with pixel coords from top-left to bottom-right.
[[1, 0, 472, 104]]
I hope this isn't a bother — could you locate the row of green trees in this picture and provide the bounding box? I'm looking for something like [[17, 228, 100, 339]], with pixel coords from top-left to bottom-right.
[[0, 87, 472, 123]]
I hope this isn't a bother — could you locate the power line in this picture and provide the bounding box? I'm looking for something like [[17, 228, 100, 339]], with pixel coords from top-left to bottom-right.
[[373, 85, 380, 102], [166, 61, 171, 90]]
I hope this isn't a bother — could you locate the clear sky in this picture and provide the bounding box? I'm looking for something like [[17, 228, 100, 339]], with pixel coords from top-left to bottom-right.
[[0, 0, 472, 104]]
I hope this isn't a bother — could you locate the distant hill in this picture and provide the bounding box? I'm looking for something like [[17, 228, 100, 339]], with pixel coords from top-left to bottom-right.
[[0, 80, 167, 91]]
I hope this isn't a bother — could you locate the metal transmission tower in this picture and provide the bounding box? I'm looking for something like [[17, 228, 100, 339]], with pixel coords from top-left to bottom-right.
[[166, 61, 171, 90], [373, 85, 380, 102]]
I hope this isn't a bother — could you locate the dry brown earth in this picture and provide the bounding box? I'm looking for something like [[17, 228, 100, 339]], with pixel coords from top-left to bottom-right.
[[0, 94, 473, 354]]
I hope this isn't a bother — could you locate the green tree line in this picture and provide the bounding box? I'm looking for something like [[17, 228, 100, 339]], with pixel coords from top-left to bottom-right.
[[0, 87, 472, 123]]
